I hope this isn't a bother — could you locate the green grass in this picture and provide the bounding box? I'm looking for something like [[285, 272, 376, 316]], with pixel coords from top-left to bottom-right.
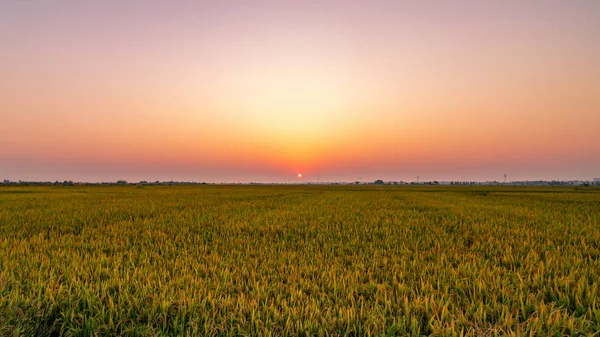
[[1, 185, 599, 336]]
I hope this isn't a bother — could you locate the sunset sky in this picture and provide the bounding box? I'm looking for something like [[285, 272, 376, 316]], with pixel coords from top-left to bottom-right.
[[2, 0, 599, 183]]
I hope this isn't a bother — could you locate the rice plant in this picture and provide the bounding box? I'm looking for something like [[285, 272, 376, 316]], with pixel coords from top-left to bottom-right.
[[1, 185, 599, 336]]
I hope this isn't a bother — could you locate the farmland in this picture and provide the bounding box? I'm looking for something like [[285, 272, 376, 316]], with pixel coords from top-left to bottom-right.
[[0, 185, 599, 336]]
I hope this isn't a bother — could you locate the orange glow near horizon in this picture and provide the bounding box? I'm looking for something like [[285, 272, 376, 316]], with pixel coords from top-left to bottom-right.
[[1, 1, 599, 182]]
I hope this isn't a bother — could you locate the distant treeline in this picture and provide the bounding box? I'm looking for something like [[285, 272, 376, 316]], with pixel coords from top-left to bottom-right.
[[1, 179, 598, 186], [369, 180, 599, 186], [0, 180, 209, 186]]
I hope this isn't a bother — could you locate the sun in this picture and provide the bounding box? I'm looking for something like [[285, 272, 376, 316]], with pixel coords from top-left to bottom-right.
[[297, 173, 303, 178]]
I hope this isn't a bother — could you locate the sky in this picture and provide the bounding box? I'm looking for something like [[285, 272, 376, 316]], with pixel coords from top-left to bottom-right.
[[1, 0, 599, 183]]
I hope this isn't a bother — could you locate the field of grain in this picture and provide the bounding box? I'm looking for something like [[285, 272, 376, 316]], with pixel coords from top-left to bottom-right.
[[0, 185, 599, 336]]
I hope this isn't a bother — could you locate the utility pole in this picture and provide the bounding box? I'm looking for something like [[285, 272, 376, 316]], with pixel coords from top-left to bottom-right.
[[504, 173, 507, 184], [417, 176, 419, 183]]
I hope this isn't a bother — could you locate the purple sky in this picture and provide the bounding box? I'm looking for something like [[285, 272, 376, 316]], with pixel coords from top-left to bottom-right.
[[1, 0, 599, 182]]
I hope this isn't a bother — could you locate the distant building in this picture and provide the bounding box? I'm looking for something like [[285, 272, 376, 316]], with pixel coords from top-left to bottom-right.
[[595, 178, 600, 184]]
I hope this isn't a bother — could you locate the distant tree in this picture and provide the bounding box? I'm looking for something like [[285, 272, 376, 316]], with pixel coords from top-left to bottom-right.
[[116, 180, 127, 185], [139, 181, 148, 185], [374, 179, 384, 185]]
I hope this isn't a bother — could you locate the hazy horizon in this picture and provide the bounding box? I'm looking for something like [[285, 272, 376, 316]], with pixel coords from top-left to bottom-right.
[[2, 0, 599, 183]]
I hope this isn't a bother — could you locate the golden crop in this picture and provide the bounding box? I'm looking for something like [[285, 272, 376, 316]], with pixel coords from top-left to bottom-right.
[[1, 185, 599, 336]]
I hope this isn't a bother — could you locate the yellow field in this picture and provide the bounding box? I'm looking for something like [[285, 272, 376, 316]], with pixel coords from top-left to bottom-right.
[[1, 185, 599, 336]]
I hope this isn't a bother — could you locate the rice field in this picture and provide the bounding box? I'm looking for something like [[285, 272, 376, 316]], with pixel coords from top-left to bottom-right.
[[0, 185, 599, 336]]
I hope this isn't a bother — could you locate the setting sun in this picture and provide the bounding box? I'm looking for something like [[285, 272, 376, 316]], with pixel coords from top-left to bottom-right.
[[297, 174, 303, 178]]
